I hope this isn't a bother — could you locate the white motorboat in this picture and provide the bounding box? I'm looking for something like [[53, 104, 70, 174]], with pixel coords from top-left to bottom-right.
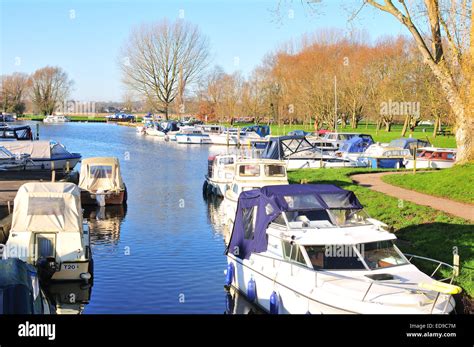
[[176, 127, 212, 144], [145, 125, 167, 138], [203, 154, 238, 197], [224, 159, 288, 226], [4, 182, 93, 283], [404, 147, 457, 169], [209, 128, 263, 146], [261, 135, 359, 170], [359, 145, 411, 169], [43, 114, 70, 123], [225, 184, 460, 314], [0, 140, 81, 171]]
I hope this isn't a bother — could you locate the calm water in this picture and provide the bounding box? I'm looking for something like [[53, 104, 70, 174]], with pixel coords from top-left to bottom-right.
[[28, 121, 253, 314]]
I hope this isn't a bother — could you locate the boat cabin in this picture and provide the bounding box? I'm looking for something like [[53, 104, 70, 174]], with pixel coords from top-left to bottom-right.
[[5, 182, 92, 282], [0, 124, 34, 141]]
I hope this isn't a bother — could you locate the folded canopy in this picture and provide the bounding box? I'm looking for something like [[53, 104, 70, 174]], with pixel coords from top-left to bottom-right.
[[227, 184, 363, 259], [0, 141, 51, 159], [79, 157, 124, 192], [11, 182, 82, 233]]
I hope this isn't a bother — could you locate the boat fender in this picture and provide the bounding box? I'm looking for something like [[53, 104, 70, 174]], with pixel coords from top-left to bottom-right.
[[269, 291, 279, 314], [225, 262, 235, 286], [247, 277, 256, 302], [202, 181, 208, 195], [225, 292, 234, 314]]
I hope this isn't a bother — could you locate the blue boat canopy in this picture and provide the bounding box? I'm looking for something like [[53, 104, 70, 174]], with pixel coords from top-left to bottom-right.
[[339, 136, 374, 153], [242, 125, 270, 137], [227, 184, 363, 259]]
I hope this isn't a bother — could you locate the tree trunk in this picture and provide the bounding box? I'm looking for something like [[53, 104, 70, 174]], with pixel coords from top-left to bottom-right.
[[164, 104, 169, 120], [401, 115, 409, 136], [432, 114, 439, 137], [384, 119, 392, 132]]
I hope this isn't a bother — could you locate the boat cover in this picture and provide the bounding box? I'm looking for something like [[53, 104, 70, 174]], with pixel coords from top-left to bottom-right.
[[79, 157, 124, 192], [0, 141, 51, 159], [11, 182, 82, 233], [227, 184, 363, 259], [261, 136, 315, 160], [339, 136, 374, 153]]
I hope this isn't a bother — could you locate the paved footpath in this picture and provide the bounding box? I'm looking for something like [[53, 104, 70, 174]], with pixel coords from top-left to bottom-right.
[[351, 172, 474, 222]]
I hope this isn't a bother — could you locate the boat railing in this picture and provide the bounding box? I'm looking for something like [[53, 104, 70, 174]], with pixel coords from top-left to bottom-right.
[[252, 251, 458, 313]]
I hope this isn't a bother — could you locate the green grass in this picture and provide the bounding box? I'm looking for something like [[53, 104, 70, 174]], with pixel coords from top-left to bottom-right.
[[382, 164, 474, 204], [288, 168, 474, 298], [230, 122, 456, 148]]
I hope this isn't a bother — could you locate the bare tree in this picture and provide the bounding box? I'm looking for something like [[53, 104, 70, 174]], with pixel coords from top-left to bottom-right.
[[120, 19, 210, 120], [30, 66, 73, 115], [0, 73, 30, 114]]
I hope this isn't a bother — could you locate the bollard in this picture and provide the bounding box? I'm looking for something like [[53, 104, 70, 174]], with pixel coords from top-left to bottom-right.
[[453, 253, 460, 277]]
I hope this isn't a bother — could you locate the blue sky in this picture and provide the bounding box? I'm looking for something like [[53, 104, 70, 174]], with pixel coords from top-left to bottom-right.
[[0, 0, 406, 101]]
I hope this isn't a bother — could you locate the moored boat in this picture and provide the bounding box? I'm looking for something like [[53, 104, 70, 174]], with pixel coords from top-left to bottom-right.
[[225, 184, 460, 314], [43, 114, 70, 123], [404, 147, 457, 169], [360, 145, 411, 168], [203, 154, 238, 197], [176, 127, 211, 144], [0, 140, 81, 171], [4, 182, 93, 283], [261, 135, 359, 170], [224, 159, 288, 226], [79, 157, 127, 206]]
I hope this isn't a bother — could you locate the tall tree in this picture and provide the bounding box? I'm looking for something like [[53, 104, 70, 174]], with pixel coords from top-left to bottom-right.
[[363, 0, 473, 161], [120, 19, 210, 119], [30, 66, 73, 115], [0, 73, 30, 114]]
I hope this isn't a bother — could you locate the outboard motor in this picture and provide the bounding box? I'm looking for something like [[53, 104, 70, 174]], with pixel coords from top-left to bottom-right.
[[36, 256, 58, 281]]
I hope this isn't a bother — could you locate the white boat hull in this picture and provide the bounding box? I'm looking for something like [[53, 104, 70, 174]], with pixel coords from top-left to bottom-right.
[[209, 134, 261, 146], [404, 159, 455, 169], [25, 157, 81, 171], [176, 135, 211, 144], [226, 255, 455, 314]]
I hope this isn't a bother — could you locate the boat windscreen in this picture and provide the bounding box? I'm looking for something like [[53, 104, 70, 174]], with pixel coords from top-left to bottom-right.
[[329, 209, 371, 226]]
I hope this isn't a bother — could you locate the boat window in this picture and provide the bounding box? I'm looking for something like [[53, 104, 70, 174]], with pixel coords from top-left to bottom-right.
[[305, 245, 365, 270], [272, 213, 286, 225], [36, 234, 55, 258], [329, 209, 370, 227], [282, 242, 306, 265], [239, 164, 260, 177], [232, 184, 239, 194], [361, 241, 408, 269], [219, 157, 234, 165], [242, 207, 257, 240], [265, 165, 285, 177], [27, 197, 65, 216], [90, 165, 113, 179], [319, 193, 356, 209], [447, 153, 455, 160], [284, 194, 324, 210]]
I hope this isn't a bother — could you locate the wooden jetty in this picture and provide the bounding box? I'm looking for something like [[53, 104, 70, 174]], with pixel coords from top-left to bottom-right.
[[0, 171, 77, 208]]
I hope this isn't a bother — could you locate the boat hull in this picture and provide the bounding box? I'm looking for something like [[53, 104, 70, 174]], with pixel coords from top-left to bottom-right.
[[404, 159, 454, 169], [24, 156, 81, 171], [176, 135, 211, 144], [51, 261, 90, 281], [226, 255, 455, 314], [80, 190, 126, 205]]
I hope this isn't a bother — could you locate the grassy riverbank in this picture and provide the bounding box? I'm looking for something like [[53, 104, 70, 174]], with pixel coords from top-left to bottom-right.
[[382, 164, 474, 204], [288, 168, 473, 299]]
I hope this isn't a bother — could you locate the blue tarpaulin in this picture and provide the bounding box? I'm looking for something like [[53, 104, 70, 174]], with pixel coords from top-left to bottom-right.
[[227, 184, 363, 259], [339, 136, 374, 153]]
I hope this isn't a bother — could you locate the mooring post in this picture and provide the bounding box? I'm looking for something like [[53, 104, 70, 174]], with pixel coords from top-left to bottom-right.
[[51, 161, 55, 182]]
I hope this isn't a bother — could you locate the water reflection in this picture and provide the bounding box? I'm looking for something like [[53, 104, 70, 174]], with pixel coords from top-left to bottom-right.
[[224, 286, 263, 314], [44, 281, 92, 315], [84, 205, 127, 245], [206, 195, 231, 244]]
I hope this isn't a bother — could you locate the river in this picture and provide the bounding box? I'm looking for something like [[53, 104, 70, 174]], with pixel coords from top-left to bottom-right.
[[29, 121, 256, 314]]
